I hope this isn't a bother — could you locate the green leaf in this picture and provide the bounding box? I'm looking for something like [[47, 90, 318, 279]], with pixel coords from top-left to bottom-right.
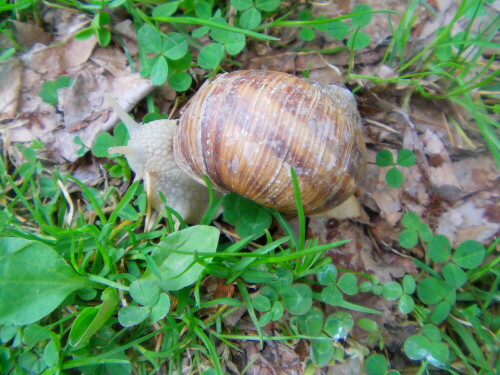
[[351, 4, 373, 28], [359, 281, 373, 293], [385, 167, 404, 188], [382, 282, 403, 300], [169, 50, 193, 71], [138, 24, 163, 53], [151, 56, 169, 86], [270, 300, 284, 320], [94, 11, 110, 26], [426, 341, 449, 367], [252, 295, 271, 312], [162, 32, 188, 60], [96, 27, 111, 47], [324, 311, 354, 340], [406, 329, 450, 366], [404, 334, 430, 360], [311, 335, 334, 367], [417, 277, 451, 305], [130, 280, 160, 307], [347, 30, 371, 50], [376, 149, 394, 167], [365, 354, 388, 375], [39, 176, 58, 197], [396, 148, 416, 167], [337, 273, 358, 295], [428, 235, 452, 263], [113, 122, 130, 145], [192, 25, 210, 38], [152, 1, 179, 17], [22, 325, 51, 346], [105, 353, 132, 375], [143, 226, 220, 291], [19, 162, 35, 179], [69, 308, 98, 344], [194, 1, 212, 18], [436, 44, 453, 61], [150, 293, 171, 323], [18, 351, 37, 372], [417, 222, 433, 243], [43, 339, 58, 367], [0, 347, 12, 373], [267, 268, 294, 294], [68, 288, 118, 346], [197, 42, 225, 70], [402, 275, 416, 294], [453, 240, 485, 269], [118, 204, 139, 221], [1, 325, 18, 343], [317, 264, 337, 286], [231, 0, 253, 11], [223, 193, 272, 239], [22, 148, 36, 163], [224, 32, 246, 55], [322, 285, 343, 306], [255, 0, 280, 12], [295, 307, 324, 336], [299, 27, 315, 41], [325, 21, 351, 39], [431, 300, 452, 324], [0, 238, 91, 326], [92, 132, 117, 157], [442, 263, 467, 288], [261, 285, 279, 303], [239, 7, 261, 29], [258, 311, 273, 327], [402, 212, 421, 230], [281, 284, 312, 315], [209, 16, 230, 43], [168, 71, 192, 92], [399, 229, 418, 249], [398, 294, 415, 314], [118, 305, 150, 327], [357, 318, 379, 333], [38, 76, 73, 105], [298, 8, 313, 21], [74, 27, 94, 41], [311, 15, 328, 31], [422, 324, 442, 342]]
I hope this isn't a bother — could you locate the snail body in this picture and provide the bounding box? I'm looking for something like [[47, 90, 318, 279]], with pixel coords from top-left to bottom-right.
[[108, 70, 366, 222]]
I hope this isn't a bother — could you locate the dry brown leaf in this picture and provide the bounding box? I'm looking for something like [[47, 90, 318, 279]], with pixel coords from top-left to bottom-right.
[[0, 59, 23, 115], [437, 192, 500, 246], [9, 20, 52, 48]]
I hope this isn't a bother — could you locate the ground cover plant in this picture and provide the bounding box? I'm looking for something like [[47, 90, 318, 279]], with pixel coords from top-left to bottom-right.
[[0, 0, 498, 374]]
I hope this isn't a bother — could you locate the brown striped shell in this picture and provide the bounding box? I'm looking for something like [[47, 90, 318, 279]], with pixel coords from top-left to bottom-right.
[[174, 70, 366, 215]]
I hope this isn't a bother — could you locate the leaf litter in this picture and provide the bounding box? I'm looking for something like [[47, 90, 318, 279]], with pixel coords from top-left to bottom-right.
[[0, 0, 498, 374]]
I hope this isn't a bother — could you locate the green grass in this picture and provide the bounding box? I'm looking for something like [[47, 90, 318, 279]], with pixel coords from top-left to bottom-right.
[[0, 1, 498, 374]]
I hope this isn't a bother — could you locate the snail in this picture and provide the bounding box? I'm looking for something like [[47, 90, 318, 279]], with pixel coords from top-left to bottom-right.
[[107, 70, 366, 223]]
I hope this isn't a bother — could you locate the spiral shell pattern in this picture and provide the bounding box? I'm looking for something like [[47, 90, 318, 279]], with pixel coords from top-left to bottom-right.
[[174, 70, 366, 214]]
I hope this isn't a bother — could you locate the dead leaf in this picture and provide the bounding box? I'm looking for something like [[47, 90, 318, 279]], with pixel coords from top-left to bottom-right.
[[437, 193, 500, 246], [0, 58, 23, 115], [9, 20, 52, 48], [62, 36, 97, 69]]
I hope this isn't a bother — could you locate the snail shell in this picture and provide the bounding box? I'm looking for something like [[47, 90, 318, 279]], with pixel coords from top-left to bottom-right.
[[174, 70, 366, 215]]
